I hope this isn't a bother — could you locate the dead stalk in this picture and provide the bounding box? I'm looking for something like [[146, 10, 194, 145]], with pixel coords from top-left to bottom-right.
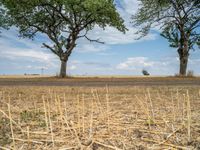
[[142, 137, 188, 150], [171, 92, 176, 122], [42, 96, 49, 131], [106, 86, 110, 131], [27, 126, 30, 147], [147, 89, 154, 120], [47, 98, 55, 147], [82, 94, 85, 133], [77, 94, 80, 134], [182, 94, 186, 123], [176, 89, 180, 113], [1, 86, 197, 149], [94, 141, 122, 150], [0, 146, 11, 150], [8, 96, 16, 149], [135, 95, 151, 122], [58, 95, 64, 137], [89, 90, 94, 140], [95, 90, 103, 113], [186, 90, 191, 142]]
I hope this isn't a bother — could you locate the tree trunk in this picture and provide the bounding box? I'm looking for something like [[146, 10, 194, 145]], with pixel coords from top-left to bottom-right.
[[60, 60, 67, 78], [179, 55, 188, 76], [178, 42, 189, 76], [178, 33, 189, 76]]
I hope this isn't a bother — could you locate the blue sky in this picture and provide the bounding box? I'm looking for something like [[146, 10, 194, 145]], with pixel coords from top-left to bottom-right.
[[0, 0, 200, 76]]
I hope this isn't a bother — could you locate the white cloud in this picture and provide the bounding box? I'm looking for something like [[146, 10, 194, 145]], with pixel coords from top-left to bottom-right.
[[189, 58, 200, 65], [117, 0, 140, 16], [116, 55, 200, 76], [3, 49, 53, 61], [75, 43, 109, 53], [85, 26, 157, 45], [22, 65, 49, 70], [67, 60, 114, 75], [116, 56, 181, 75], [68, 65, 77, 70], [0, 1, 162, 75], [0, 29, 58, 70], [117, 57, 155, 70], [0, 27, 48, 48]]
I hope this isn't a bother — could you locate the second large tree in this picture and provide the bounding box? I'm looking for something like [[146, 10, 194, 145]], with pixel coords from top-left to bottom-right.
[[133, 0, 200, 76], [2, 0, 126, 77]]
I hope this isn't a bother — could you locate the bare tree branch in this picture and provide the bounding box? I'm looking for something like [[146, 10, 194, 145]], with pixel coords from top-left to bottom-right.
[[84, 35, 104, 44]]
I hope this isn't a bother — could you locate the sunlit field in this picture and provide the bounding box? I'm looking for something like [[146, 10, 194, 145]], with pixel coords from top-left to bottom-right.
[[1, 0, 200, 150], [0, 86, 200, 150]]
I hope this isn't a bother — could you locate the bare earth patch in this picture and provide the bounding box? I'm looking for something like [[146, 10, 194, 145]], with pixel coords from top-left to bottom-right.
[[1, 77, 200, 87], [0, 85, 200, 150]]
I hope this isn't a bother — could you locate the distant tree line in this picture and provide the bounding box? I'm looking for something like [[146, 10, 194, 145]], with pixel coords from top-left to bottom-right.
[[0, 0, 199, 77]]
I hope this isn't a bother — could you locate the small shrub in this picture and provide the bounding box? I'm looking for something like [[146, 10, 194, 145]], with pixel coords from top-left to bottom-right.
[[142, 69, 150, 76], [20, 110, 45, 127], [20, 110, 36, 122]]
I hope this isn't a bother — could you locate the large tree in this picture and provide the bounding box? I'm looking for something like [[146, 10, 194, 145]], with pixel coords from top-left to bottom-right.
[[2, 0, 126, 77], [132, 0, 200, 76]]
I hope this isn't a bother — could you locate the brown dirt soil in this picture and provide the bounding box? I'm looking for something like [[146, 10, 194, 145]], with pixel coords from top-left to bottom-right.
[[0, 86, 200, 149], [0, 77, 200, 86]]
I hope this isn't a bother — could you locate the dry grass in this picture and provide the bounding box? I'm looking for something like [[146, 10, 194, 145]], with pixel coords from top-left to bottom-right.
[[0, 86, 200, 150]]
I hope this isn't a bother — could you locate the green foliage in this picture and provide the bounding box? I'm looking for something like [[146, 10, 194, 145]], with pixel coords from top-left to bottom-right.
[[133, 0, 200, 51], [1, 0, 126, 56], [160, 25, 179, 48], [0, 1, 9, 31], [1, 0, 126, 77]]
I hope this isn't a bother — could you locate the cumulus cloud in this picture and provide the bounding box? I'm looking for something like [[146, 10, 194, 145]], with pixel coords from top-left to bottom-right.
[[68, 65, 77, 70], [67, 60, 114, 75], [116, 0, 140, 16], [116, 57, 180, 75], [69, 60, 111, 69], [75, 43, 109, 53], [85, 27, 157, 45], [0, 29, 58, 71], [117, 57, 155, 70], [189, 58, 200, 65]]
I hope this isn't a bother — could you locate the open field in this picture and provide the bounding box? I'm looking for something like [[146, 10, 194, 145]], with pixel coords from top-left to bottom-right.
[[1, 76, 200, 86], [0, 85, 200, 150]]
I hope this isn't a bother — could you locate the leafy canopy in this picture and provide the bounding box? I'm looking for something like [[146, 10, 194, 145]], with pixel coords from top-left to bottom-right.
[[133, 0, 200, 50], [2, 0, 126, 57], [0, 1, 10, 31]]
